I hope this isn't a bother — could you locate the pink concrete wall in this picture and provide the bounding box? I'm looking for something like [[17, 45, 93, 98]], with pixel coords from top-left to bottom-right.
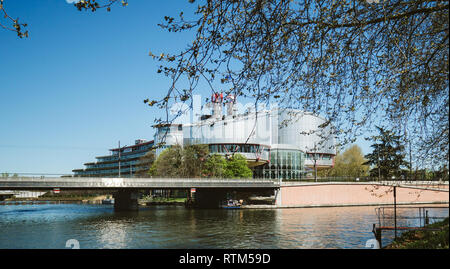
[[280, 184, 449, 207]]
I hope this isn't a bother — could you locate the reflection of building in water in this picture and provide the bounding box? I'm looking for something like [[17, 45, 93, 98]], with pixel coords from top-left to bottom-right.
[[154, 94, 336, 179]]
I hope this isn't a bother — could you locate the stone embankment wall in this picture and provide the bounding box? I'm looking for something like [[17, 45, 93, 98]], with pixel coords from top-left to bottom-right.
[[278, 183, 449, 208]]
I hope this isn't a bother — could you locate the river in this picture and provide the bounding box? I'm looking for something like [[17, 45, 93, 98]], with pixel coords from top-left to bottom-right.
[[0, 203, 447, 249]]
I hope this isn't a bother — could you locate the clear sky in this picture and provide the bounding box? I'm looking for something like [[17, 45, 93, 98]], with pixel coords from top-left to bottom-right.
[[0, 0, 372, 175]]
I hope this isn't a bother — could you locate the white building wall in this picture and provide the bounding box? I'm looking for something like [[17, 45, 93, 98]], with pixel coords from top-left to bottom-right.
[[183, 112, 272, 146], [157, 107, 336, 166], [276, 109, 336, 155], [154, 125, 183, 156]]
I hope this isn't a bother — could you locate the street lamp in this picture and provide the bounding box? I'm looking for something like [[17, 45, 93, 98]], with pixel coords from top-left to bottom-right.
[[390, 175, 398, 240]]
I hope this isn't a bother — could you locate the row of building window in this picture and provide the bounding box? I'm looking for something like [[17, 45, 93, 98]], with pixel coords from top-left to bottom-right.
[[113, 145, 151, 155], [208, 144, 270, 154], [306, 153, 333, 160], [253, 169, 306, 180], [85, 159, 141, 169], [75, 167, 136, 176], [96, 151, 148, 163]]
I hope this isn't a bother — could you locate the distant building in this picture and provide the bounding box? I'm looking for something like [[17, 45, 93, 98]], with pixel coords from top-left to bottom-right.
[[154, 94, 336, 180], [72, 139, 154, 177], [73, 95, 336, 179]]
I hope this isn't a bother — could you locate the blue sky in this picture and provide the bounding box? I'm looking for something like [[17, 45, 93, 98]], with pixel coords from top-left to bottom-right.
[[0, 0, 372, 175]]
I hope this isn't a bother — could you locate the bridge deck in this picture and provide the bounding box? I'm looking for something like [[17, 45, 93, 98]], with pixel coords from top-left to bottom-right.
[[1, 178, 447, 192], [0, 177, 279, 190]]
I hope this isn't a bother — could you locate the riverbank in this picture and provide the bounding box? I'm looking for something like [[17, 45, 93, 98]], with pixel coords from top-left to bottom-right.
[[384, 217, 449, 249], [140, 197, 186, 206], [1, 194, 110, 204]]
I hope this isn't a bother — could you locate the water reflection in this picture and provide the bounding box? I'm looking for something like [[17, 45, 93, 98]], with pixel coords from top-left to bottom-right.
[[0, 204, 447, 249]]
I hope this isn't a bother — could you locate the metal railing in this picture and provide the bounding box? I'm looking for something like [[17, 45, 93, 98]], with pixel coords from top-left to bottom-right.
[[0, 177, 281, 190], [372, 205, 449, 248]]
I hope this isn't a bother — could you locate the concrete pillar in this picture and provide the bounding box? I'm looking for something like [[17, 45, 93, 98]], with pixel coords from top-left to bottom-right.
[[274, 188, 282, 206], [113, 190, 139, 211]]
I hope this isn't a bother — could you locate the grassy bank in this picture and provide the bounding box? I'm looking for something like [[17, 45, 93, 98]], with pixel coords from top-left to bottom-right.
[[141, 197, 187, 205], [7, 194, 111, 202], [385, 217, 449, 249]]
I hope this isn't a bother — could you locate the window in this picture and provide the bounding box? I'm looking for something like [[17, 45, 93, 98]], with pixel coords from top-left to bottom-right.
[[159, 127, 170, 134]]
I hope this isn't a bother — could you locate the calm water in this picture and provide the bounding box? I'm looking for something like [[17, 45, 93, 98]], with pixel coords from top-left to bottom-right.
[[0, 204, 447, 249]]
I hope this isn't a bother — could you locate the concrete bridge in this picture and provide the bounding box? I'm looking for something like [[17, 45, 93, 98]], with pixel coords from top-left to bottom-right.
[[0, 177, 280, 210], [0, 178, 447, 210], [0, 177, 279, 190]]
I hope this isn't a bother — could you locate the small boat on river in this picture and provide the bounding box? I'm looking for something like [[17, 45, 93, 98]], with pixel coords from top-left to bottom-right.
[[101, 198, 114, 205], [221, 199, 242, 209]]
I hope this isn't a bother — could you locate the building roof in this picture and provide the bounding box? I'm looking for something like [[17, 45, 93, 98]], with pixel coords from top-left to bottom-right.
[[109, 140, 154, 152]]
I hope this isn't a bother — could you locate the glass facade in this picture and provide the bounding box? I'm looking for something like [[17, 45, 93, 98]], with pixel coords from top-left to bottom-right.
[[158, 107, 335, 180], [208, 143, 270, 156], [254, 149, 306, 180]]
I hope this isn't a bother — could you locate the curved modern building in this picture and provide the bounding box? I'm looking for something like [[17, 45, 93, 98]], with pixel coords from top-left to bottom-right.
[[154, 97, 336, 180], [73, 97, 336, 179]]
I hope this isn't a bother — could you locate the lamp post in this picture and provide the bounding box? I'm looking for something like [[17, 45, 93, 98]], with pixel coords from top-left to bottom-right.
[[392, 176, 397, 240], [377, 145, 381, 182], [313, 154, 318, 183], [118, 141, 121, 178]]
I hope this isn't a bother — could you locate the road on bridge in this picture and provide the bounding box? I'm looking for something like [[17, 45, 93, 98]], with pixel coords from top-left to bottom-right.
[[0, 177, 280, 190]]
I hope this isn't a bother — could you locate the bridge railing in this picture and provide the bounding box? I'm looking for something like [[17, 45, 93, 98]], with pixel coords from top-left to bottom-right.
[[0, 177, 281, 189], [0, 176, 278, 182]]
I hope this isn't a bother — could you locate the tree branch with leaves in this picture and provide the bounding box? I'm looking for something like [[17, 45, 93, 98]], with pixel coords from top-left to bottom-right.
[[146, 0, 448, 165], [0, 0, 28, 38]]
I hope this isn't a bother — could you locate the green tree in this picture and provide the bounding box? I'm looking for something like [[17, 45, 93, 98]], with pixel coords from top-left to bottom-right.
[[322, 144, 369, 178], [150, 145, 183, 177], [364, 126, 410, 180], [223, 154, 253, 179], [149, 146, 254, 178], [202, 154, 227, 178], [179, 144, 209, 177], [150, 144, 209, 177]]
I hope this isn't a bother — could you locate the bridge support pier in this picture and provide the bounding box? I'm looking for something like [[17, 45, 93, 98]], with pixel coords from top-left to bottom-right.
[[274, 188, 282, 206], [113, 190, 139, 211], [193, 189, 227, 208]]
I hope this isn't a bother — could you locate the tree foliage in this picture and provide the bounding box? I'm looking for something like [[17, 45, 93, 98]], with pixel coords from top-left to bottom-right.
[[320, 144, 369, 178], [0, 0, 28, 38], [150, 145, 184, 177], [202, 153, 227, 177], [3, 0, 448, 166], [364, 126, 409, 179], [0, 0, 128, 37], [150, 144, 210, 177], [146, 0, 448, 164], [150, 145, 253, 178], [179, 144, 210, 177], [223, 153, 253, 178], [73, 0, 128, 12]]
